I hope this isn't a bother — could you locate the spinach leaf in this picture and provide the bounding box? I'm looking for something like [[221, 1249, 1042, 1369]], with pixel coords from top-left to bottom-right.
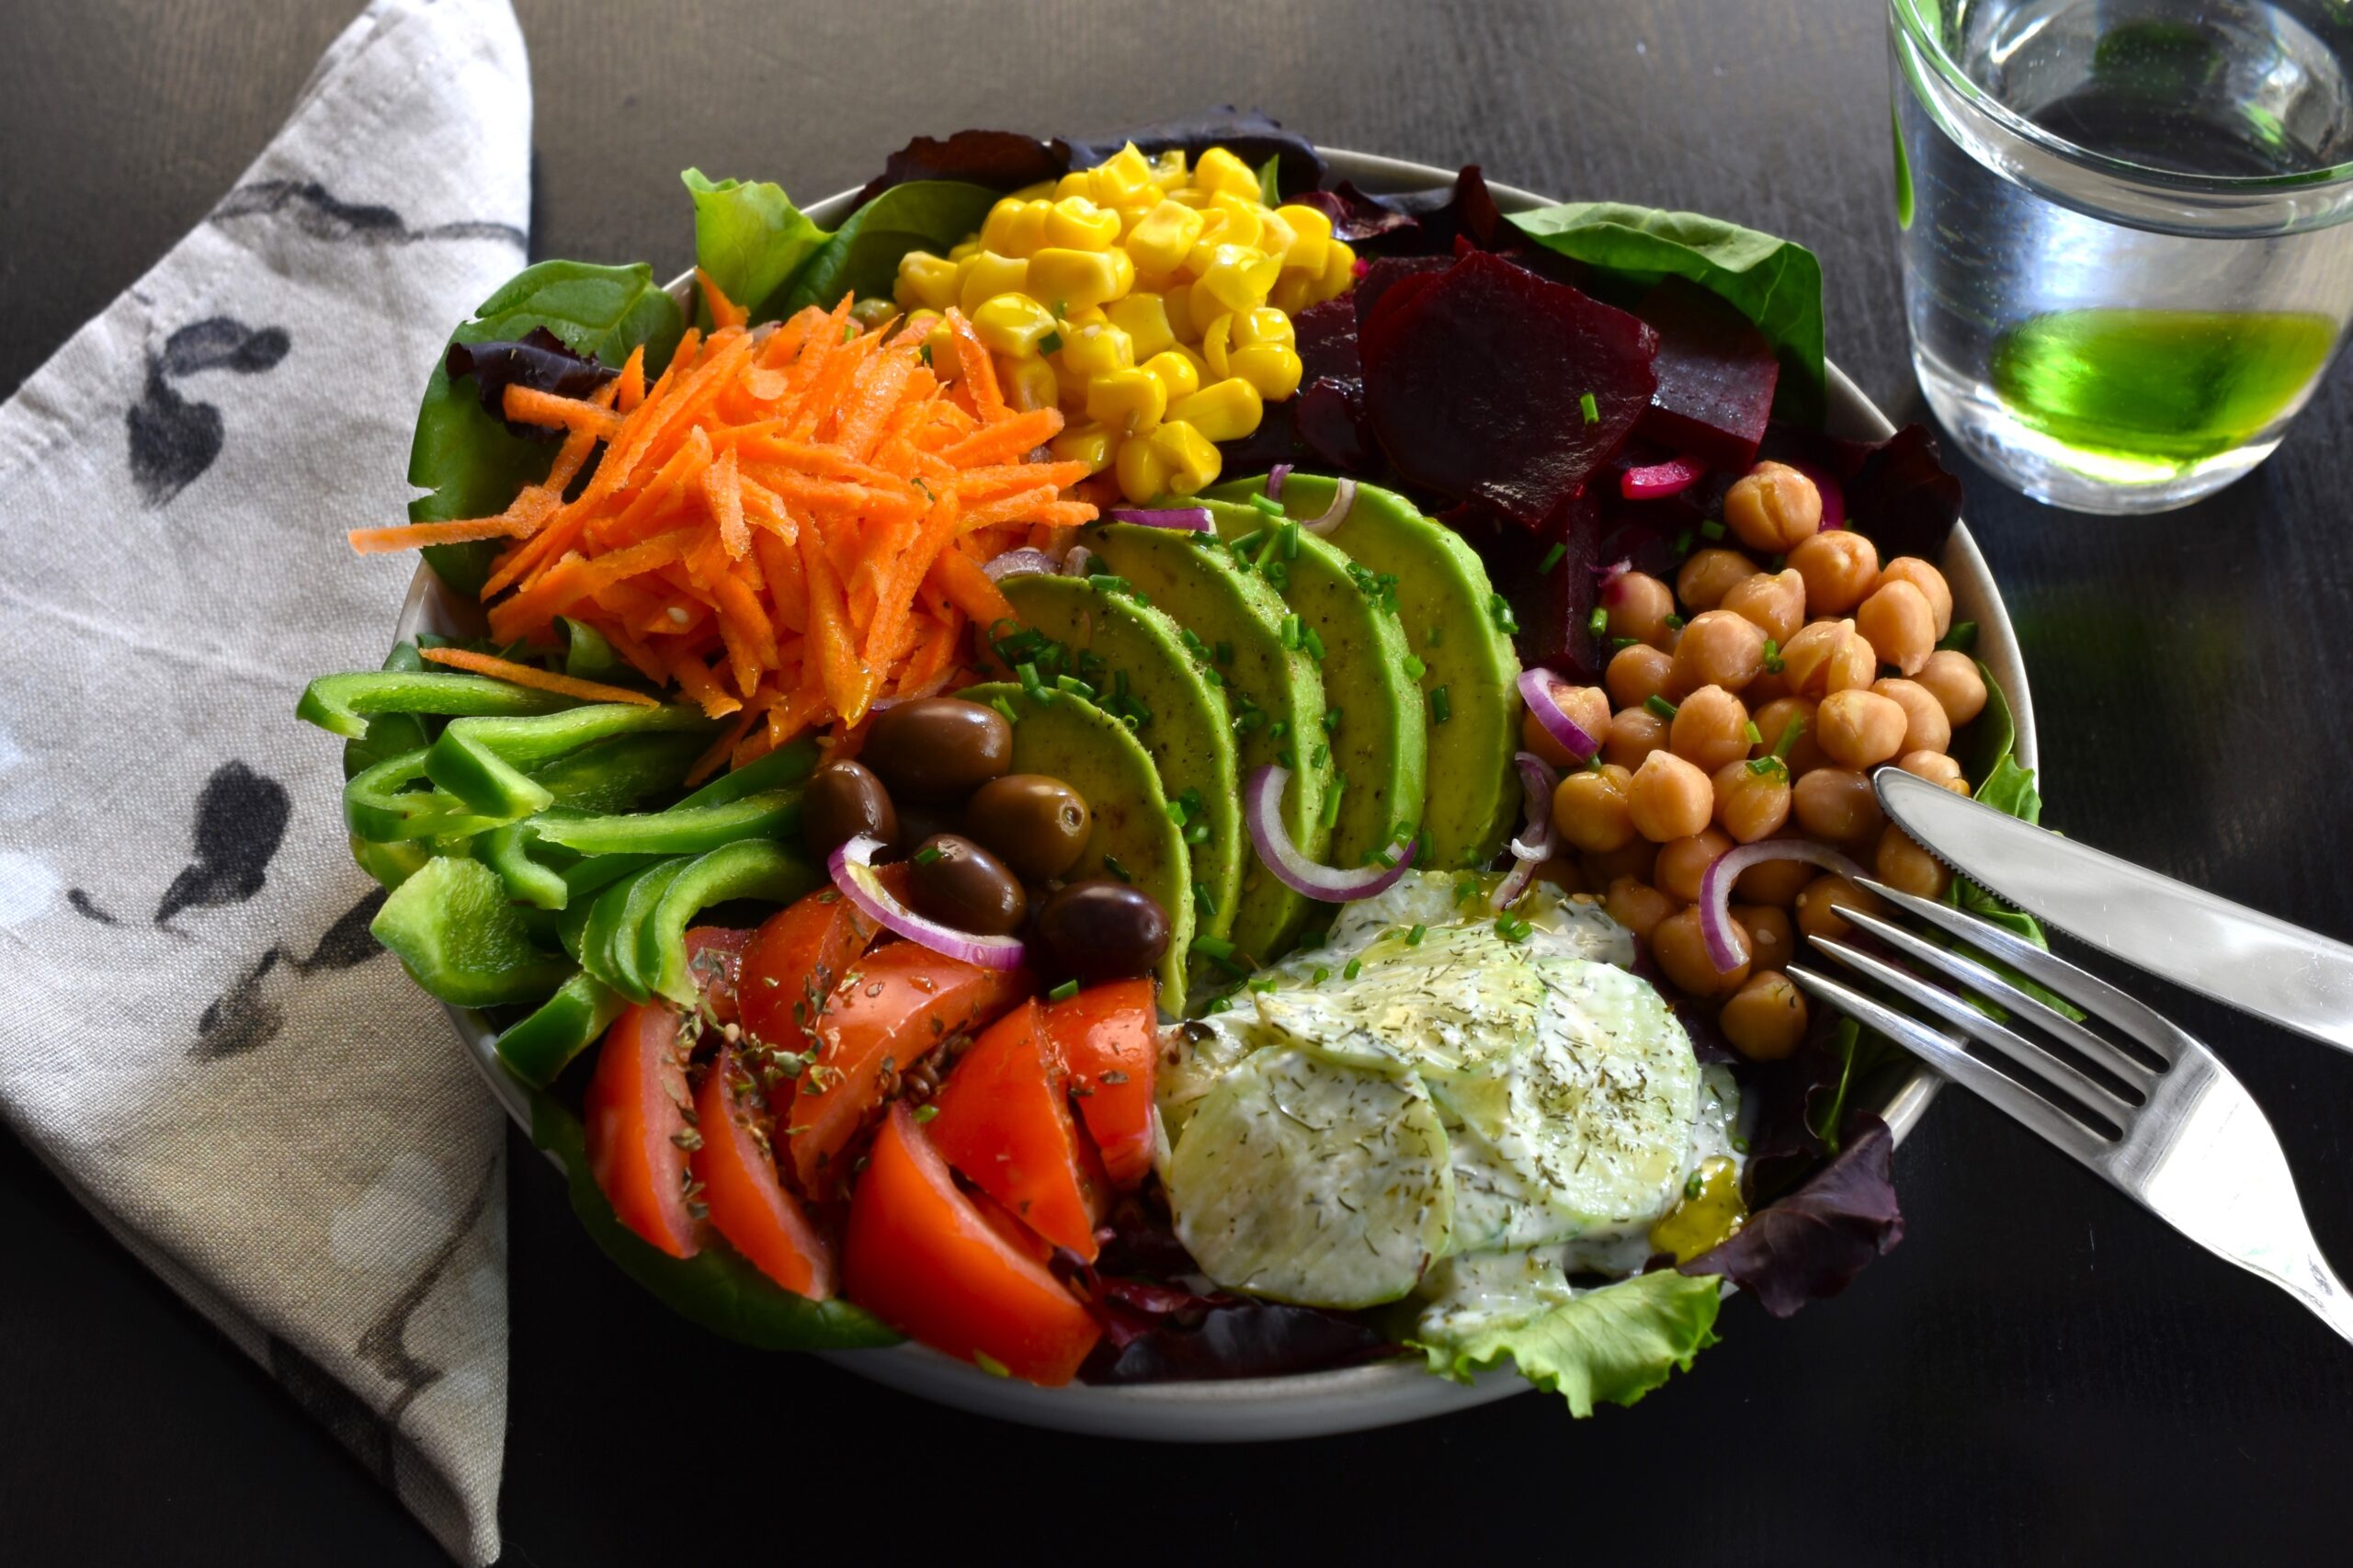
[[1256, 153, 1283, 207], [1506, 202, 1826, 423], [681, 169, 830, 324], [773, 180, 999, 317], [529, 1090, 902, 1350], [407, 262, 684, 594], [1939, 670, 2084, 1019]]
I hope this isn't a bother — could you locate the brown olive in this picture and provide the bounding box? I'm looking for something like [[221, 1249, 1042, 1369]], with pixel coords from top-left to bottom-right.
[[963, 774, 1092, 881], [801, 759, 899, 857], [1036, 879, 1170, 983], [860, 698, 1012, 802], [905, 834, 1027, 936]]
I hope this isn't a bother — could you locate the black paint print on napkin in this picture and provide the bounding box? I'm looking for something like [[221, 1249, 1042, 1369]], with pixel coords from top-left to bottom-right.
[[189, 888, 388, 1060], [65, 889, 119, 925], [127, 318, 290, 506], [295, 887, 389, 972], [268, 1334, 398, 1486], [155, 759, 292, 927], [213, 179, 526, 251], [358, 1156, 497, 1426]]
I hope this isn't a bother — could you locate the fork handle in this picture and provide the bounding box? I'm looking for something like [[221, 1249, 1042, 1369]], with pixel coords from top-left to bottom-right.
[[2284, 1255, 2353, 1348]]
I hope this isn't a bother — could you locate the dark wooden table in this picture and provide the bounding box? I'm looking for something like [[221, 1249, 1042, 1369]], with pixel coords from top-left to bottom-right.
[[6, 1, 2349, 1562]]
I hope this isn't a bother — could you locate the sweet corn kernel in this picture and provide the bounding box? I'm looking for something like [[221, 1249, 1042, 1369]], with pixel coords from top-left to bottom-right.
[[997, 353, 1060, 414], [1086, 367, 1167, 434], [1229, 343, 1305, 401], [1090, 142, 1157, 207], [1044, 196, 1120, 252], [1049, 421, 1118, 473], [1106, 292, 1176, 362], [1148, 148, 1188, 189], [1276, 203, 1333, 274], [1124, 199, 1204, 277], [959, 252, 1029, 318], [1256, 207, 1299, 267], [893, 250, 961, 313], [1207, 193, 1266, 252], [1128, 268, 1177, 298], [971, 292, 1058, 356], [1053, 171, 1095, 201], [1148, 419, 1222, 494], [1237, 306, 1296, 351], [1027, 247, 1125, 312], [924, 323, 961, 382], [979, 199, 1051, 259], [1061, 303, 1108, 332], [1268, 273, 1314, 315], [1167, 377, 1262, 443], [1200, 312, 1234, 380], [1115, 434, 1174, 503], [1171, 342, 1212, 382], [1314, 239, 1358, 303], [1162, 280, 1197, 341], [1105, 247, 1136, 301], [1195, 244, 1281, 316], [1058, 321, 1134, 376], [1010, 180, 1056, 202], [1165, 186, 1212, 210], [1193, 146, 1262, 201], [1140, 349, 1202, 403], [948, 239, 980, 262]]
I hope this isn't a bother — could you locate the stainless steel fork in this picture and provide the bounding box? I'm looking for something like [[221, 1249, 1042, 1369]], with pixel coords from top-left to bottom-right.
[[1788, 880, 2353, 1346]]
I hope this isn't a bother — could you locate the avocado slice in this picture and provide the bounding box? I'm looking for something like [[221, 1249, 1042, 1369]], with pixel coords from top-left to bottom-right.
[[958, 681, 1194, 997], [1200, 499, 1428, 877], [989, 574, 1243, 947], [1210, 476, 1520, 868], [1077, 522, 1332, 970]]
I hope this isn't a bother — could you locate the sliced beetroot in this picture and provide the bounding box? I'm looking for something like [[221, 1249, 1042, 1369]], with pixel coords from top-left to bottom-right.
[[1360, 251, 1657, 528], [1293, 182, 1422, 246], [1758, 419, 1963, 560], [1620, 454, 1709, 500], [1353, 255, 1451, 330], [1296, 378, 1381, 472], [1634, 278, 1779, 472], [1446, 487, 1607, 681], [1293, 296, 1359, 384]]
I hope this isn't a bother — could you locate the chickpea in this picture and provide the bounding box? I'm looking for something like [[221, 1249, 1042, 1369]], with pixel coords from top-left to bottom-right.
[[1607, 643, 1677, 710], [1669, 685, 1753, 773], [1552, 763, 1636, 853], [1721, 971, 1810, 1061], [1580, 836, 1657, 889], [1605, 877, 1678, 942], [1720, 568, 1806, 644], [1856, 579, 1936, 676], [1653, 905, 1751, 997], [1795, 874, 1887, 942], [1677, 547, 1758, 612], [1871, 677, 1952, 756], [1915, 649, 1988, 728], [1792, 766, 1887, 843], [1603, 705, 1668, 771], [1899, 749, 1971, 794], [1605, 571, 1677, 649], [1521, 684, 1610, 767], [1655, 827, 1734, 903], [1734, 847, 1815, 906], [1668, 609, 1767, 696], [1722, 461, 1825, 553], [1734, 903, 1798, 971], [1742, 667, 1790, 708], [1876, 824, 1952, 899], [1879, 556, 1954, 638], [1628, 751, 1716, 843], [1789, 529, 1881, 615], [1711, 759, 1792, 844], [1816, 688, 1910, 768], [1779, 618, 1875, 697], [1532, 857, 1586, 893]]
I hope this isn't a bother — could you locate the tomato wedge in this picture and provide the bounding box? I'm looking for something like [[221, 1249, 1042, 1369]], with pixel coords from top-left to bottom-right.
[[927, 999, 1106, 1259], [584, 1002, 698, 1258], [738, 886, 882, 1058], [845, 1104, 1101, 1384], [689, 1045, 835, 1299], [1043, 978, 1160, 1189], [785, 942, 1031, 1197], [681, 925, 752, 1023]]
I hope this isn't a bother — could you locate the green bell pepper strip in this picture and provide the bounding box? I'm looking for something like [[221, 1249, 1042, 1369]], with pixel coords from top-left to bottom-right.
[[559, 617, 634, 685], [342, 643, 434, 779], [530, 731, 709, 812], [348, 833, 433, 892], [299, 666, 579, 741], [369, 855, 574, 1007], [561, 851, 664, 906], [529, 788, 801, 856], [495, 971, 627, 1087], [642, 839, 820, 1004], [673, 736, 822, 810], [480, 821, 571, 910], [580, 858, 690, 1001], [426, 703, 718, 820], [345, 748, 508, 842]]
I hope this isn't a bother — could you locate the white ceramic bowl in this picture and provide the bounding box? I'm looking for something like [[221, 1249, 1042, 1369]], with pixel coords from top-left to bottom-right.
[[396, 148, 2035, 1440]]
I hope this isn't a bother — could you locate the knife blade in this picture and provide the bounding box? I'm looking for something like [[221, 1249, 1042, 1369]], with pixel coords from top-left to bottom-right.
[[1873, 767, 2353, 1056]]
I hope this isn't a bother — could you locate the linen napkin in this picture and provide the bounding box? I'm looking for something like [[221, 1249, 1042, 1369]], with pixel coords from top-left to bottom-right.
[[0, 0, 532, 1558]]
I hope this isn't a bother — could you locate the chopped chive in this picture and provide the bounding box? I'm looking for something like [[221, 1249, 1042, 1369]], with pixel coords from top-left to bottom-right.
[[1767, 552, 1786, 571], [1773, 714, 1805, 758], [1232, 528, 1266, 557], [1214, 640, 1233, 665], [1205, 995, 1232, 1014], [1280, 614, 1302, 650], [1611, 636, 1640, 652], [1488, 593, 1519, 634], [1312, 966, 1330, 986], [1016, 661, 1041, 690], [974, 1351, 1011, 1378], [1644, 693, 1679, 721], [1586, 606, 1608, 636], [1309, 743, 1328, 767], [1402, 653, 1427, 680], [1761, 637, 1785, 675], [989, 696, 1019, 723], [1319, 772, 1347, 830], [1186, 822, 1209, 844], [1056, 674, 1096, 698], [913, 844, 946, 866], [1165, 798, 1189, 825], [1406, 924, 1427, 947], [1193, 880, 1216, 915], [1663, 612, 1686, 631], [1247, 975, 1278, 994], [1495, 912, 1532, 942], [1100, 853, 1132, 883], [914, 1104, 940, 1123], [1323, 706, 1344, 732], [1672, 528, 1693, 556], [1744, 720, 1763, 746], [1280, 520, 1300, 559], [1372, 845, 1398, 869], [1732, 1135, 1751, 1153], [1037, 332, 1063, 357], [1048, 979, 1080, 1002], [1430, 685, 1452, 725], [1278, 746, 1295, 768], [1578, 391, 1599, 424], [1700, 518, 1725, 540], [1539, 541, 1567, 574], [1087, 573, 1131, 596], [1427, 625, 1444, 647], [1249, 492, 1284, 517], [1302, 627, 1325, 661], [1343, 958, 1362, 981]]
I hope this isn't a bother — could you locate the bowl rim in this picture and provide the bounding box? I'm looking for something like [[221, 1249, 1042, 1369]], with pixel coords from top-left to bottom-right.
[[396, 146, 2034, 1434]]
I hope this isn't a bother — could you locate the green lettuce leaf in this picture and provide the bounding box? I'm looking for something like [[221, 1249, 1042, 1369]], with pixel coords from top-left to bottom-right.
[[775, 180, 999, 317], [1506, 202, 1825, 422], [1414, 1267, 1722, 1417], [407, 261, 684, 594], [529, 1090, 903, 1351], [681, 169, 830, 324], [1937, 669, 2082, 1019]]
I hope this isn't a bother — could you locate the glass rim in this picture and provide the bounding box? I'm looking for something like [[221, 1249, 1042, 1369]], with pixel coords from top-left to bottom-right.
[[1892, 0, 2353, 196]]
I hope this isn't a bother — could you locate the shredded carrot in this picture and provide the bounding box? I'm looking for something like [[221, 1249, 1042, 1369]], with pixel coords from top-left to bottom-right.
[[502, 385, 626, 440], [696, 267, 749, 332], [416, 646, 659, 707]]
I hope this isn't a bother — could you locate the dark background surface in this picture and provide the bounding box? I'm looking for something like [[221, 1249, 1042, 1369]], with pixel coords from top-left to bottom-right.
[[5, 1, 2350, 1562]]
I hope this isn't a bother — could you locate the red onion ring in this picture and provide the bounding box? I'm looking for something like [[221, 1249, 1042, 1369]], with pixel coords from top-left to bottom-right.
[[983, 548, 1061, 582], [1267, 463, 1292, 500], [1791, 460, 1847, 530], [827, 835, 1028, 970], [1515, 666, 1600, 763], [1696, 839, 1869, 971], [1063, 543, 1097, 577], [1106, 506, 1212, 532], [1491, 751, 1561, 910], [1301, 477, 1357, 537], [1620, 456, 1708, 500], [1243, 765, 1415, 903], [1592, 556, 1632, 603]]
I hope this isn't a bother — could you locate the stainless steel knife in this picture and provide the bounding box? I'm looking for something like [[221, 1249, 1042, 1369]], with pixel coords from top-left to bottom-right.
[[1872, 767, 2353, 1057]]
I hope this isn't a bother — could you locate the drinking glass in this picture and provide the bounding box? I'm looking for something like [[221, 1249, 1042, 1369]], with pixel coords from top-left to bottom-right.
[[1890, 0, 2353, 513]]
